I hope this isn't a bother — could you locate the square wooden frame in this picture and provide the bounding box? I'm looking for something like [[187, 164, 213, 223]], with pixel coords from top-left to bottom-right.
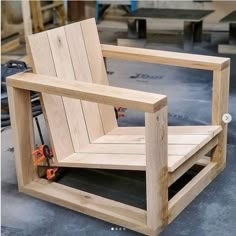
[[7, 46, 230, 235]]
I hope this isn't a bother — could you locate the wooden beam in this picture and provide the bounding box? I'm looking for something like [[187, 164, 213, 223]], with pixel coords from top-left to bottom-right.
[[1, 38, 20, 53], [23, 179, 150, 235], [168, 136, 218, 186], [218, 44, 236, 55], [7, 73, 167, 113], [212, 66, 230, 167], [21, 0, 32, 40], [102, 44, 230, 71], [168, 162, 218, 224], [7, 87, 36, 190], [145, 107, 168, 234]]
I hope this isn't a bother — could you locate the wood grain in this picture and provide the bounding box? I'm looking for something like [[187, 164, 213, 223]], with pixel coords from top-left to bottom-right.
[[145, 107, 168, 233], [7, 73, 167, 113], [28, 32, 74, 161], [102, 44, 230, 71], [7, 87, 36, 190]]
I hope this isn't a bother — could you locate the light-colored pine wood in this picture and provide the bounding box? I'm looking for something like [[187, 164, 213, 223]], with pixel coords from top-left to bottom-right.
[[79, 143, 194, 156], [50, 153, 146, 170], [7, 87, 36, 190], [7, 19, 230, 236], [1, 38, 20, 53], [7, 73, 167, 113], [108, 125, 222, 135], [81, 19, 117, 134], [64, 22, 105, 142], [27, 32, 74, 161], [33, 124, 221, 172], [102, 44, 230, 71], [145, 107, 168, 233], [168, 162, 218, 224], [212, 67, 230, 167], [94, 134, 211, 145], [168, 137, 218, 186], [218, 44, 236, 54], [23, 179, 149, 235], [21, 0, 32, 44], [47, 26, 90, 150]]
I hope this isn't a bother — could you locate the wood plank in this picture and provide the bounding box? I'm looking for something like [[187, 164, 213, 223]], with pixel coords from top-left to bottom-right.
[[94, 134, 209, 144], [7, 73, 167, 113], [47, 26, 90, 150], [27, 32, 74, 161], [168, 137, 218, 185], [57, 153, 146, 170], [21, 0, 32, 45], [145, 107, 168, 233], [218, 44, 236, 55], [23, 179, 149, 235], [42, 152, 212, 174], [64, 22, 104, 142], [1, 38, 20, 53], [102, 44, 230, 71], [168, 162, 218, 224], [108, 126, 222, 135], [212, 67, 230, 167], [7, 87, 36, 190], [79, 143, 195, 156], [81, 18, 117, 133]]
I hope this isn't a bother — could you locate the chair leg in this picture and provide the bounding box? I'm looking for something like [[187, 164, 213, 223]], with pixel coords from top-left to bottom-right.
[[145, 106, 168, 234]]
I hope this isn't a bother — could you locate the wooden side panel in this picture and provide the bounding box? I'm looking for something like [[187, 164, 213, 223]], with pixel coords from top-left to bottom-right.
[[168, 162, 218, 224], [80, 18, 117, 133], [28, 32, 74, 161], [47, 27, 90, 151], [23, 179, 149, 235], [64, 22, 104, 142], [145, 106, 168, 233], [212, 67, 230, 167], [7, 87, 36, 189]]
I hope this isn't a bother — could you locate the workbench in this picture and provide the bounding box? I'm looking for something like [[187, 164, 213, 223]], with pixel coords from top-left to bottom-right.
[[218, 11, 236, 54], [126, 8, 214, 51]]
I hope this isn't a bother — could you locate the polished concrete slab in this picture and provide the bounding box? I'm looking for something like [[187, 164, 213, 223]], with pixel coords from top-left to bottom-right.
[[1, 30, 236, 236]]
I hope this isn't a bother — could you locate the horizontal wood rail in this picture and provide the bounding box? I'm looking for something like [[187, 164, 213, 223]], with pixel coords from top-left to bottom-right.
[[101, 44, 230, 71], [7, 73, 167, 113]]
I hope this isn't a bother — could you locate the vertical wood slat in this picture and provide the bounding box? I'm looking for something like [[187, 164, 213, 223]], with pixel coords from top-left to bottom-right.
[[28, 32, 74, 161], [145, 106, 168, 234], [7, 87, 36, 190], [47, 27, 90, 150], [212, 67, 230, 166], [80, 18, 117, 134], [64, 22, 104, 142]]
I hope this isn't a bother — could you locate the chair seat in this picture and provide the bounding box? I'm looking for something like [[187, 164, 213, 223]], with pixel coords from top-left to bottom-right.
[[58, 126, 221, 172]]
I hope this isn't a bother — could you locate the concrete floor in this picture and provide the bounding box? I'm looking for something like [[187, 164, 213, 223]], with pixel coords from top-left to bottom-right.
[[1, 28, 236, 236]]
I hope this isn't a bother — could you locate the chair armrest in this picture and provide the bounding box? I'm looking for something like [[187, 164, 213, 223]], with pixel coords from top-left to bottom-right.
[[7, 72, 167, 113], [101, 44, 230, 71]]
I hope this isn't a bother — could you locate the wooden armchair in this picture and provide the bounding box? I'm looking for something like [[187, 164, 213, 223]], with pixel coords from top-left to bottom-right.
[[7, 18, 230, 236]]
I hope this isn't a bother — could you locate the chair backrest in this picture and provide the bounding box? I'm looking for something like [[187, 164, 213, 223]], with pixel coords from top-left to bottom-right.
[[28, 18, 117, 161]]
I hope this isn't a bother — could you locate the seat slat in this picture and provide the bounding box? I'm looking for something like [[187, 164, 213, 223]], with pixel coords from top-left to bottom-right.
[[108, 125, 222, 135], [93, 134, 209, 145], [53, 125, 221, 172], [80, 143, 196, 156]]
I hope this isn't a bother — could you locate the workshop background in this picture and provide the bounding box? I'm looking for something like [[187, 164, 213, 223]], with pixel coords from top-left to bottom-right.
[[1, 1, 236, 236]]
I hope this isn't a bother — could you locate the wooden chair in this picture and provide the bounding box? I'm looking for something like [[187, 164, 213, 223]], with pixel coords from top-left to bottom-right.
[[7, 18, 230, 235]]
